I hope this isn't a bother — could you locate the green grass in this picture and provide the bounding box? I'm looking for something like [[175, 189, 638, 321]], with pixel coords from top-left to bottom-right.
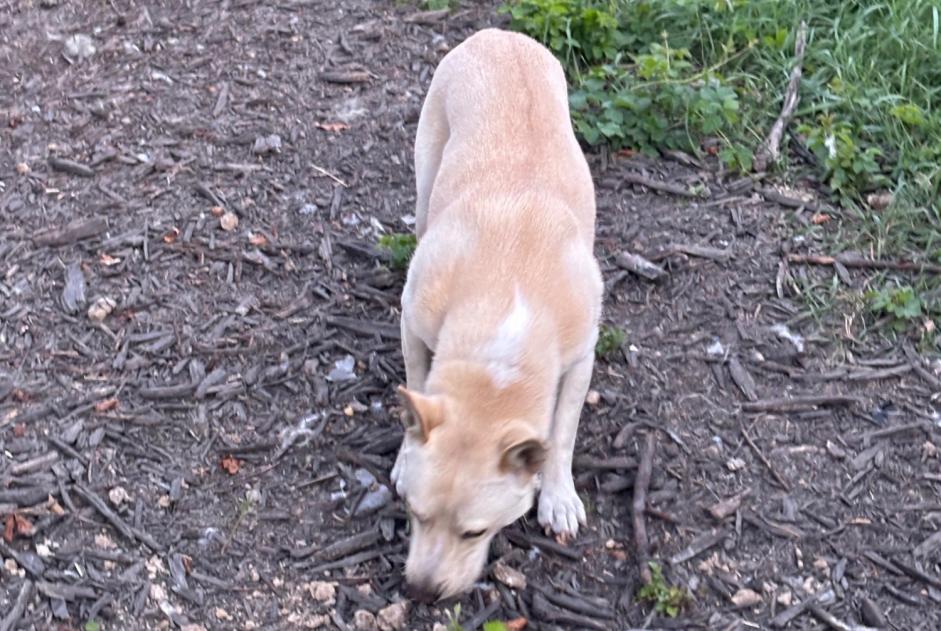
[[503, 0, 941, 345], [377, 233, 418, 270], [637, 561, 687, 617], [595, 324, 626, 358]]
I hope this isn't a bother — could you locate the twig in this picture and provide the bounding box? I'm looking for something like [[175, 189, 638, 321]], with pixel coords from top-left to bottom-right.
[[648, 243, 731, 263], [669, 529, 726, 565], [741, 394, 860, 413], [48, 156, 95, 178], [311, 163, 349, 187], [621, 172, 700, 198], [615, 251, 667, 281], [33, 216, 108, 247], [754, 21, 807, 172], [741, 426, 791, 491], [632, 433, 656, 584], [787, 252, 941, 275], [808, 604, 880, 631], [0, 579, 33, 631]]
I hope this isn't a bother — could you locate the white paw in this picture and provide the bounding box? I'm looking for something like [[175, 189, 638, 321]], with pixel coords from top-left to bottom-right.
[[537, 476, 586, 539], [390, 447, 407, 497]]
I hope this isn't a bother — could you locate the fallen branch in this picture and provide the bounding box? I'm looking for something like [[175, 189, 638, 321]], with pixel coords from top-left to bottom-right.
[[632, 433, 656, 584], [614, 251, 667, 281], [0, 579, 33, 631], [787, 252, 941, 274], [648, 243, 731, 263], [741, 394, 861, 413], [622, 172, 700, 198], [754, 21, 807, 172], [741, 427, 791, 491]]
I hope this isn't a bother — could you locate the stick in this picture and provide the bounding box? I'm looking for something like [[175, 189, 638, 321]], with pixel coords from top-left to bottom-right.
[[754, 21, 807, 172], [621, 172, 699, 198], [632, 433, 656, 584], [741, 426, 791, 491], [741, 394, 860, 413], [33, 216, 108, 247], [615, 251, 667, 281], [787, 252, 941, 275], [808, 605, 880, 631], [311, 163, 349, 187], [48, 156, 95, 178], [0, 579, 33, 631]]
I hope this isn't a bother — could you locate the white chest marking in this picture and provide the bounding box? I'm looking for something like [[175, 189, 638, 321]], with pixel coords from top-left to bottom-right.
[[483, 288, 530, 388]]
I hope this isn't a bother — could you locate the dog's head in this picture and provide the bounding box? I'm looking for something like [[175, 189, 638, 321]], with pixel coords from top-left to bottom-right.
[[395, 376, 546, 601]]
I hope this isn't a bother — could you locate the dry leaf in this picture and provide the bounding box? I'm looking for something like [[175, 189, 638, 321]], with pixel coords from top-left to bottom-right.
[[315, 122, 350, 132], [3, 515, 14, 543], [220, 454, 240, 475], [210, 205, 225, 217], [506, 618, 528, 631], [163, 227, 180, 243], [220, 212, 239, 232], [810, 213, 831, 224], [13, 423, 26, 438], [109, 486, 130, 506], [249, 233, 268, 247], [15, 162, 30, 175], [95, 398, 119, 412], [99, 253, 121, 266]]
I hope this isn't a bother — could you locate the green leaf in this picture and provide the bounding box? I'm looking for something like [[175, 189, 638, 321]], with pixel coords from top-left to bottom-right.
[[85, 621, 102, 631]]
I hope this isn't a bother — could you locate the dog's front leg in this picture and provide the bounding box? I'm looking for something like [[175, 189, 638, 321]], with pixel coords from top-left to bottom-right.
[[391, 317, 432, 496], [538, 352, 593, 538]]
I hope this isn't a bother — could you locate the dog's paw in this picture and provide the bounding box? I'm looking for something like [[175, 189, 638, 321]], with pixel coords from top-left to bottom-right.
[[537, 478, 586, 539]]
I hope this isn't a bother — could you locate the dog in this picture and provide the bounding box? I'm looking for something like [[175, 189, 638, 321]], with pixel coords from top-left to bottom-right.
[[390, 28, 602, 602]]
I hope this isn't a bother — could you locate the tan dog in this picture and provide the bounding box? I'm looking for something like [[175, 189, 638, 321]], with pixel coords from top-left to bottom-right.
[[391, 28, 602, 602]]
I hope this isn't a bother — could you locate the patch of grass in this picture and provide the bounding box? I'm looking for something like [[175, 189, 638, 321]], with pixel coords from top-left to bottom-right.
[[84, 621, 102, 631], [867, 284, 925, 331], [501, 0, 941, 256], [637, 561, 687, 618], [445, 605, 512, 631], [502, 0, 941, 346], [595, 324, 626, 358], [423, 0, 451, 9], [378, 233, 417, 270]]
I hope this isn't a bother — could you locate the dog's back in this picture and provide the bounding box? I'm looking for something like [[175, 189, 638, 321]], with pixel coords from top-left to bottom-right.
[[413, 28, 595, 243]]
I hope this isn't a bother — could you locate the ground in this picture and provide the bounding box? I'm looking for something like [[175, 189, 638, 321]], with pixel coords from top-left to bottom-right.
[[1, 1, 940, 630]]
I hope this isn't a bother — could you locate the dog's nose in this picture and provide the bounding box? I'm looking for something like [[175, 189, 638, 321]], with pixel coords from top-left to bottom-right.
[[406, 580, 439, 604]]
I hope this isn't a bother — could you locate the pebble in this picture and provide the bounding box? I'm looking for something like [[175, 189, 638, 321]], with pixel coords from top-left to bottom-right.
[[353, 610, 378, 631], [376, 601, 408, 631], [493, 561, 527, 590]]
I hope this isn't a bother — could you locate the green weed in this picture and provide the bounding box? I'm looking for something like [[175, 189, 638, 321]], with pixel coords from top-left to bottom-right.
[[595, 325, 625, 358], [637, 561, 687, 618], [378, 233, 418, 270], [444, 604, 511, 631], [503, 0, 941, 341], [866, 284, 924, 331], [422, 0, 451, 9]]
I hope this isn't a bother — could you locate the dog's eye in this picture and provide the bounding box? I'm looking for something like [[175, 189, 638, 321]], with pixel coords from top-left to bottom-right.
[[461, 529, 486, 540]]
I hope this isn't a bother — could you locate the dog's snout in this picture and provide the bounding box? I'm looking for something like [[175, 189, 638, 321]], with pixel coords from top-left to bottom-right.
[[406, 579, 439, 604]]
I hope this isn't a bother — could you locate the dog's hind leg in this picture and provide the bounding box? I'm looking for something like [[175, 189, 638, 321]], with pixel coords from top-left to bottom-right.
[[538, 351, 593, 538]]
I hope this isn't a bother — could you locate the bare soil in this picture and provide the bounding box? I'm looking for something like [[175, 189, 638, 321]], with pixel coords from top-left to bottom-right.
[[1, 1, 940, 630]]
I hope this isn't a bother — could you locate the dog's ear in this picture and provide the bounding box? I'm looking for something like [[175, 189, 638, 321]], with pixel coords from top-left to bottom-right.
[[396, 385, 444, 441], [500, 433, 547, 476]]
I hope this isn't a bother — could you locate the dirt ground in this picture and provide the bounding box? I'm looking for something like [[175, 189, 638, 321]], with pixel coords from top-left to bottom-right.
[[2, 1, 941, 630]]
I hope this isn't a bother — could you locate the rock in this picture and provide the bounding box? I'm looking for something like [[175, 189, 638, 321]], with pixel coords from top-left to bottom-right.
[[355, 485, 392, 517], [376, 601, 408, 631], [220, 212, 239, 231], [108, 486, 130, 506], [492, 561, 527, 590], [730, 588, 762, 608], [252, 134, 282, 155], [585, 390, 601, 406], [87, 296, 116, 322], [353, 610, 378, 631], [64, 34, 96, 59], [308, 580, 336, 606], [62, 262, 86, 314]]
